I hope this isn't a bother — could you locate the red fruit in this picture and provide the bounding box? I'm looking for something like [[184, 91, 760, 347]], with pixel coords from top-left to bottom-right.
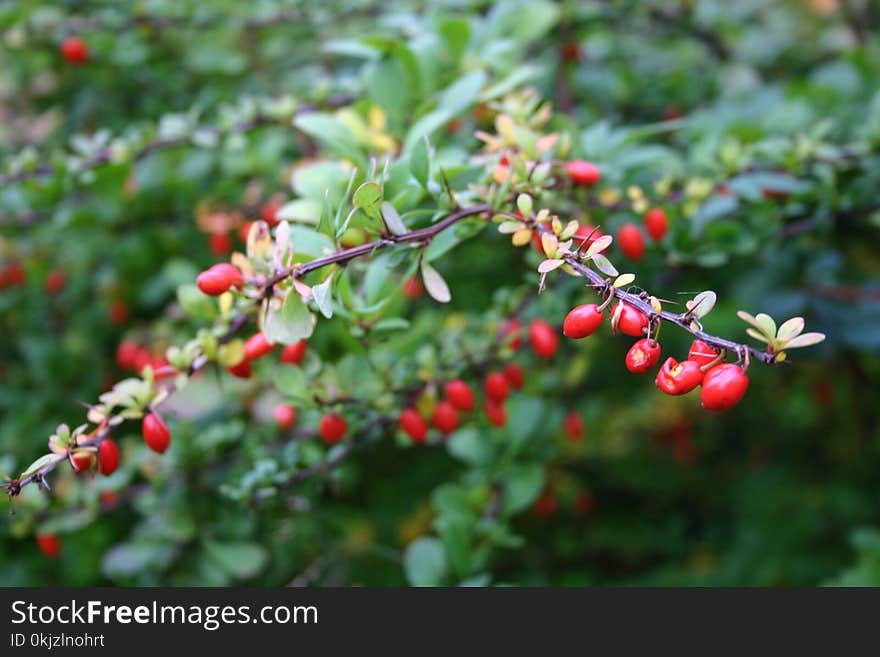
[[617, 223, 645, 260], [655, 357, 704, 395], [564, 412, 584, 442], [116, 340, 140, 369], [533, 491, 558, 518], [2, 261, 26, 287], [239, 221, 255, 244], [243, 332, 275, 360], [260, 201, 281, 225], [98, 439, 120, 476], [132, 346, 152, 372], [566, 160, 601, 186], [500, 319, 522, 350], [573, 491, 596, 515], [227, 359, 252, 379], [402, 276, 423, 299], [280, 340, 307, 365], [503, 363, 525, 389], [688, 340, 719, 367], [484, 400, 506, 427], [36, 533, 61, 558], [197, 263, 243, 296], [70, 450, 93, 475], [209, 232, 232, 256], [60, 36, 88, 64], [444, 379, 474, 411], [625, 339, 662, 373], [399, 408, 428, 444], [561, 41, 580, 62], [44, 268, 66, 295], [701, 364, 749, 411], [432, 401, 459, 434], [644, 208, 668, 241], [611, 302, 649, 337], [319, 413, 347, 444], [142, 412, 171, 453], [484, 372, 509, 403], [531, 221, 553, 256], [563, 304, 604, 339], [528, 319, 559, 359], [273, 404, 297, 431], [109, 300, 128, 326]]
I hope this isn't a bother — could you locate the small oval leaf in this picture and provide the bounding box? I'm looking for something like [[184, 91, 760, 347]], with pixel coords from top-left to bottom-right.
[[421, 262, 451, 303]]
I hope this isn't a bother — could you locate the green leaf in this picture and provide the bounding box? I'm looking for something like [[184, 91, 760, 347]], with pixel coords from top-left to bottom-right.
[[263, 293, 314, 345], [177, 284, 218, 321], [438, 16, 471, 62], [352, 181, 383, 220], [421, 262, 451, 303], [403, 71, 487, 152], [290, 225, 335, 258], [381, 202, 407, 236], [274, 365, 309, 403], [501, 464, 544, 516], [293, 113, 362, 165], [410, 136, 431, 190], [403, 537, 447, 586], [692, 195, 739, 235], [783, 332, 826, 349], [21, 453, 60, 478], [777, 317, 805, 340], [203, 540, 268, 580], [102, 542, 177, 579], [447, 427, 494, 465], [754, 313, 777, 338], [312, 273, 335, 319], [591, 253, 618, 276]]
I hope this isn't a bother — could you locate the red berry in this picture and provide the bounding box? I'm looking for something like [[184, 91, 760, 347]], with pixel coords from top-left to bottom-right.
[[109, 300, 128, 326], [209, 232, 232, 256], [688, 340, 719, 367], [280, 340, 307, 365], [625, 338, 662, 374], [444, 379, 474, 411], [561, 42, 580, 62], [116, 340, 140, 369], [533, 491, 558, 518], [36, 533, 61, 558], [44, 268, 66, 295], [402, 276, 423, 299], [701, 364, 749, 411], [563, 303, 604, 339], [227, 358, 252, 378], [528, 319, 559, 359], [399, 408, 428, 444], [132, 346, 152, 372], [500, 319, 522, 350], [531, 221, 554, 256], [503, 363, 525, 389], [197, 263, 243, 296], [611, 302, 649, 337], [2, 261, 26, 286], [617, 223, 645, 260], [573, 491, 596, 515], [70, 450, 93, 475], [273, 404, 297, 431], [260, 202, 281, 225], [644, 208, 668, 241], [484, 372, 509, 403], [655, 357, 704, 395], [60, 36, 89, 64], [142, 412, 171, 453], [432, 401, 459, 434], [566, 160, 601, 186], [564, 412, 584, 442], [319, 413, 347, 444], [98, 439, 120, 476], [484, 400, 506, 427], [243, 332, 275, 360]]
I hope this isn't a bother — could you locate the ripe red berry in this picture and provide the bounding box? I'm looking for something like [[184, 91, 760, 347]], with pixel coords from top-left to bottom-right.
[[655, 357, 704, 395], [688, 340, 719, 367], [280, 340, 307, 365], [611, 302, 649, 337], [109, 300, 128, 326], [260, 201, 281, 225], [484, 372, 509, 403], [625, 339, 662, 373], [432, 401, 459, 434], [500, 319, 522, 350], [116, 340, 140, 370], [563, 303, 604, 339], [644, 208, 668, 241], [142, 412, 171, 453], [227, 359, 252, 379], [564, 412, 584, 442], [444, 379, 474, 411], [617, 223, 645, 260], [533, 491, 558, 518], [273, 404, 297, 431], [503, 363, 525, 389], [399, 408, 428, 444], [700, 364, 750, 411], [1, 261, 26, 287], [60, 36, 89, 64], [36, 533, 61, 558], [402, 276, 424, 299], [197, 263, 243, 296], [209, 232, 232, 256], [484, 400, 506, 427], [98, 439, 120, 476], [566, 160, 601, 186], [319, 413, 347, 444], [243, 332, 275, 360], [70, 450, 93, 475], [44, 268, 66, 295], [528, 319, 559, 359]]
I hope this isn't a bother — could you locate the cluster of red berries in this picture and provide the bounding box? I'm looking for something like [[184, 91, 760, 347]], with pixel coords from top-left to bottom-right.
[[533, 489, 595, 519], [616, 208, 668, 261], [115, 339, 174, 378], [563, 301, 749, 411], [227, 332, 306, 379]]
